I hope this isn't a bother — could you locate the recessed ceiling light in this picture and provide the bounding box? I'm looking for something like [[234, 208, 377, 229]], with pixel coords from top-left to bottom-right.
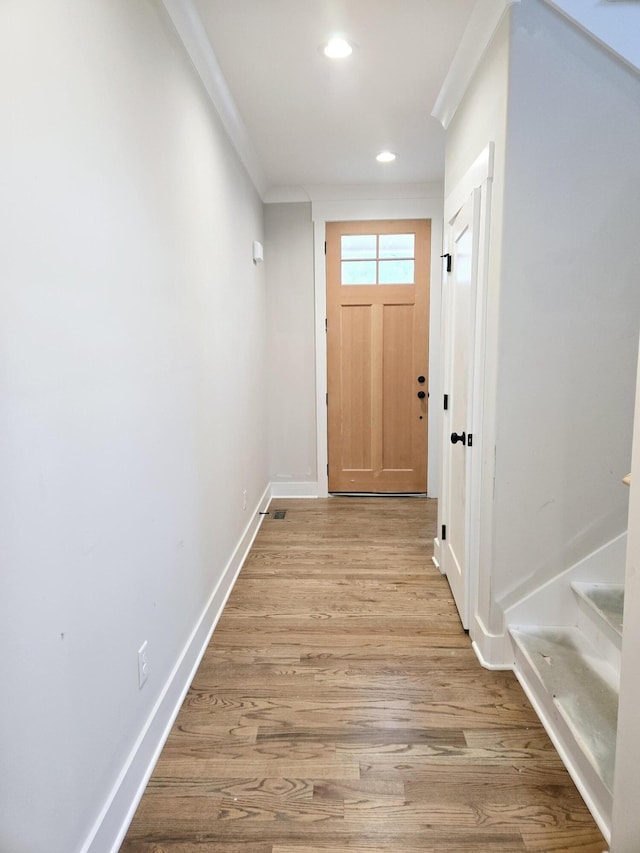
[[376, 151, 396, 163], [324, 37, 353, 59]]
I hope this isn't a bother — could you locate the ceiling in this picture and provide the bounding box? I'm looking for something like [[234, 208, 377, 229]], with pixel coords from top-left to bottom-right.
[[190, 0, 476, 194]]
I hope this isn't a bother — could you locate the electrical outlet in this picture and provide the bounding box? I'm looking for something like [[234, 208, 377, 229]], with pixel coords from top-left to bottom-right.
[[138, 641, 149, 688], [243, 489, 247, 511]]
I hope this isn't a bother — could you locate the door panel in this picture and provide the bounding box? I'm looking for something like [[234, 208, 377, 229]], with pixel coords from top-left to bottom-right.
[[326, 219, 430, 493], [341, 304, 373, 471], [382, 305, 414, 471]]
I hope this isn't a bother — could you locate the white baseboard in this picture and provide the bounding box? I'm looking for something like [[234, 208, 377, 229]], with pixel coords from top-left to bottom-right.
[[433, 537, 444, 573], [270, 481, 321, 498], [81, 484, 271, 853], [471, 613, 513, 669], [471, 639, 512, 670]]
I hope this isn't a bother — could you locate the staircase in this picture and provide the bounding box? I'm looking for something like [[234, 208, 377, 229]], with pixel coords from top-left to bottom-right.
[[509, 582, 624, 843]]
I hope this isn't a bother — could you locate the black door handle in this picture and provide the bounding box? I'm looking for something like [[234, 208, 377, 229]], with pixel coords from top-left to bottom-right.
[[417, 391, 426, 399], [417, 375, 426, 384], [451, 431, 466, 445]]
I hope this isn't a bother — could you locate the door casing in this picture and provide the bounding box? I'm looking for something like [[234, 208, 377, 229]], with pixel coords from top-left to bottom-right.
[[437, 144, 494, 649]]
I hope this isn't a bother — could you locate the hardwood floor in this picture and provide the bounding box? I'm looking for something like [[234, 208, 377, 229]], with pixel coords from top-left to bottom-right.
[[120, 498, 606, 853]]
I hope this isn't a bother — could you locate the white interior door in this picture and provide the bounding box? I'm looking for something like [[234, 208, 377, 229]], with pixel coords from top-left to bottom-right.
[[442, 192, 479, 628]]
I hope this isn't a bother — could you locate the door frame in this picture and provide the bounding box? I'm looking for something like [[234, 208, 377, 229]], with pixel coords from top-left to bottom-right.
[[311, 196, 445, 498], [436, 143, 494, 655]]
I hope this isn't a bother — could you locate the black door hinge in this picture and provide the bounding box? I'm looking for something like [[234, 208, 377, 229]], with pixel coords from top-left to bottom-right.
[[441, 253, 452, 272], [444, 394, 448, 411], [441, 524, 447, 541], [324, 241, 327, 254], [327, 463, 329, 475], [325, 318, 327, 332], [326, 392, 328, 406], [467, 433, 473, 448]]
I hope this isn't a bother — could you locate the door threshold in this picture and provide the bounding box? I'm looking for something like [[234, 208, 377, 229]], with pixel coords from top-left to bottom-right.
[[329, 492, 428, 498]]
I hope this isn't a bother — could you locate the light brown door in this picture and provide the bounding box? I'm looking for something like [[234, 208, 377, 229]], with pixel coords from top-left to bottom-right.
[[326, 219, 430, 493]]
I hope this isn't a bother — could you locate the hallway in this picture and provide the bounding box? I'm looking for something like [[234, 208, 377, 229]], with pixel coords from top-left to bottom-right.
[[121, 498, 605, 852]]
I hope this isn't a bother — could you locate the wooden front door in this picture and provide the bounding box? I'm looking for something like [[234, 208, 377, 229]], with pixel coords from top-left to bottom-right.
[[326, 219, 430, 493]]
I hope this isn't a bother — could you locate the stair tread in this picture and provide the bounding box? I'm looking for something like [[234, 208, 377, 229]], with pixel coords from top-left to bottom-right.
[[572, 582, 624, 637], [510, 625, 618, 792]]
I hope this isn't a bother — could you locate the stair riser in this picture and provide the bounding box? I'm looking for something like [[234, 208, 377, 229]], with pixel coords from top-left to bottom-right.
[[576, 599, 622, 682]]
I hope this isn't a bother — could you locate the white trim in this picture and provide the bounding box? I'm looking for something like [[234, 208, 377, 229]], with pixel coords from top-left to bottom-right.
[[467, 160, 495, 644], [81, 485, 271, 853], [160, 0, 267, 198], [313, 221, 330, 498], [432, 0, 519, 130], [444, 144, 495, 223], [312, 197, 445, 499], [470, 612, 513, 669], [471, 639, 512, 671], [270, 481, 321, 498], [433, 536, 443, 574]]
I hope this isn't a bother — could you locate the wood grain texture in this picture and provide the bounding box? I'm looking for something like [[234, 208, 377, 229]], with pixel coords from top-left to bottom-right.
[[326, 221, 430, 492], [121, 498, 605, 853]]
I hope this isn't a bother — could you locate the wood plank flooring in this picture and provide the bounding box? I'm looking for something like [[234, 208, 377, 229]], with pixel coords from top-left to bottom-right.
[[120, 498, 606, 853]]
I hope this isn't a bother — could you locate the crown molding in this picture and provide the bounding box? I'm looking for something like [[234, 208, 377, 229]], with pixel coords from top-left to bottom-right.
[[432, 0, 520, 130], [160, 0, 268, 198]]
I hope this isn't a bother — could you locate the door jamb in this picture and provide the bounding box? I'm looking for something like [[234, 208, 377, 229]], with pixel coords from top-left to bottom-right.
[[312, 197, 445, 498]]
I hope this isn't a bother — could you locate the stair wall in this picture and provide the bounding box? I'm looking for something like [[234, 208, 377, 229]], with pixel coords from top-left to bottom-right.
[[504, 533, 627, 630]]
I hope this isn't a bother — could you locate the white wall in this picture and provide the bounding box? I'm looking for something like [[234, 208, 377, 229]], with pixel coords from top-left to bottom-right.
[[265, 203, 317, 487], [492, 0, 640, 624], [544, 0, 640, 73], [0, 2, 268, 851]]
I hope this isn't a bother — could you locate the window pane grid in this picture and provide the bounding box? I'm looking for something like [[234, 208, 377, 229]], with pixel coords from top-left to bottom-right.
[[379, 233, 415, 259], [340, 232, 416, 285]]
